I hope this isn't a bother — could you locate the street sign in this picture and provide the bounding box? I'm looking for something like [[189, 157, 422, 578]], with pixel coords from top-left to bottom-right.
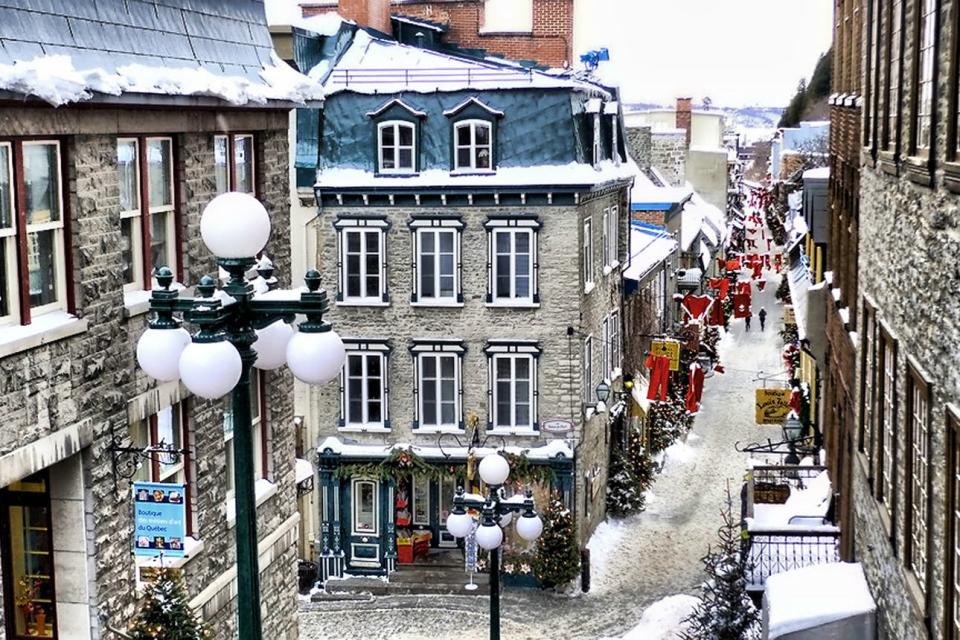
[[542, 418, 574, 434], [784, 305, 796, 325], [651, 339, 681, 371], [755, 388, 793, 424], [133, 481, 187, 558]]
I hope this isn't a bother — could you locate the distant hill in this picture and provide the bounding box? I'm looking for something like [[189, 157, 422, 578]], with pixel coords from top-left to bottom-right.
[[622, 102, 783, 131], [779, 48, 832, 127]]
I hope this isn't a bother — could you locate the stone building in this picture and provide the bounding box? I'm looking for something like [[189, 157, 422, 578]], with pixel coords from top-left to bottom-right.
[[283, 19, 632, 582], [0, 2, 320, 638]]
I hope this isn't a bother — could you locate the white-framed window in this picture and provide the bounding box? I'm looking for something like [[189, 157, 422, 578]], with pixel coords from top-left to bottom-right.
[[907, 363, 931, 593], [412, 474, 430, 525], [878, 329, 897, 519], [0, 142, 16, 324], [223, 370, 267, 501], [583, 217, 594, 290], [214, 133, 256, 194], [583, 335, 593, 404], [453, 119, 493, 171], [146, 138, 176, 275], [609, 309, 621, 376], [481, 0, 533, 32], [377, 121, 416, 174], [914, 0, 936, 152], [352, 479, 379, 535], [334, 216, 389, 305], [486, 341, 540, 432], [603, 205, 619, 268], [412, 340, 465, 431], [118, 138, 142, 291], [340, 340, 390, 430], [601, 316, 610, 378], [592, 112, 602, 165], [485, 216, 540, 305], [410, 217, 463, 305]]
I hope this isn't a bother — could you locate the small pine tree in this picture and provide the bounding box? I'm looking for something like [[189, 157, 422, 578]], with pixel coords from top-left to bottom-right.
[[606, 430, 654, 517], [647, 391, 693, 453], [682, 482, 760, 640], [533, 497, 581, 590], [128, 569, 213, 640]]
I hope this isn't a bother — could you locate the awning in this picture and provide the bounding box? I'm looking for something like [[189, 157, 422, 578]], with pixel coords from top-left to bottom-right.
[[295, 458, 314, 484], [786, 251, 812, 341], [631, 379, 651, 415]]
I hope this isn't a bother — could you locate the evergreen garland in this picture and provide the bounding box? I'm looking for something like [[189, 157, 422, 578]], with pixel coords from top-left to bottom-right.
[[533, 496, 581, 589], [775, 277, 792, 304], [128, 569, 213, 640], [336, 447, 550, 485], [681, 483, 760, 640], [647, 390, 693, 453]]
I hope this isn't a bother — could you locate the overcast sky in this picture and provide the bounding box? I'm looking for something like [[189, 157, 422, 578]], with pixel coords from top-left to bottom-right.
[[577, 0, 833, 108]]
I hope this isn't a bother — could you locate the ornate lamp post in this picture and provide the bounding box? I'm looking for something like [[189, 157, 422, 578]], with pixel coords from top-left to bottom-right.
[[134, 192, 345, 640], [444, 452, 544, 640]]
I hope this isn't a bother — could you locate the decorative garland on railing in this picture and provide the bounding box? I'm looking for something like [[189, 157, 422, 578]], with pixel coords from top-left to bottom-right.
[[334, 447, 555, 485]]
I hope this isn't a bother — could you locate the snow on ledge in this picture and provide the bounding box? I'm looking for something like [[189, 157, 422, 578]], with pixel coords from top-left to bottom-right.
[[317, 436, 573, 461], [765, 562, 875, 638], [620, 594, 699, 639]]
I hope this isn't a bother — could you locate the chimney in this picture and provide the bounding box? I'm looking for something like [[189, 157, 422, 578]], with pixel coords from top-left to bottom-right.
[[675, 97, 692, 148], [338, 0, 391, 33]]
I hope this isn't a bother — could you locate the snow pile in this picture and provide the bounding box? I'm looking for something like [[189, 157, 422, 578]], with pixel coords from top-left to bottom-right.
[[619, 594, 699, 639], [662, 438, 697, 466], [0, 53, 323, 107], [765, 562, 875, 638], [585, 519, 630, 593]]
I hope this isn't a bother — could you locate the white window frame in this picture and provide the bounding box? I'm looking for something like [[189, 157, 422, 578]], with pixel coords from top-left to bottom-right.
[[23, 140, 66, 317], [377, 120, 417, 174], [606, 205, 620, 268], [146, 137, 177, 276], [233, 133, 255, 194], [601, 316, 610, 378], [412, 474, 430, 525], [583, 217, 594, 292], [339, 340, 390, 431], [412, 341, 465, 432], [453, 119, 494, 172], [0, 142, 18, 326], [908, 363, 931, 592], [486, 341, 541, 434], [118, 138, 143, 292], [914, 0, 936, 152], [583, 335, 593, 404], [334, 217, 389, 306], [609, 309, 621, 378], [410, 217, 463, 306], [214, 133, 256, 194], [592, 112, 602, 165], [352, 479, 379, 535], [484, 216, 540, 307]]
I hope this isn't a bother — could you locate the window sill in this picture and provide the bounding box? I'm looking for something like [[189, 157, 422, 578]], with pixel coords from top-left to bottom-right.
[[485, 300, 540, 309], [339, 426, 392, 434], [135, 536, 204, 572], [488, 428, 539, 437], [375, 171, 418, 177], [943, 162, 960, 194], [450, 169, 496, 177], [410, 300, 464, 308], [584, 282, 596, 295], [123, 289, 153, 318], [0, 312, 87, 359], [478, 29, 533, 36], [903, 156, 933, 187], [877, 150, 899, 176], [337, 299, 391, 308], [414, 427, 464, 434], [226, 478, 278, 528]]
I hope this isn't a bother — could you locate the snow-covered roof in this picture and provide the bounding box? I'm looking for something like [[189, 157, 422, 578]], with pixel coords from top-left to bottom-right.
[[803, 166, 831, 180], [323, 30, 611, 97], [623, 223, 677, 282], [787, 252, 813, 341], [679, 202, 703, 252], [631, 170, 692, 207], [317, 436, 573, 461], [0, 1, 323, 107], [765, 563, 875, 639], [315, 160, 637, 190]]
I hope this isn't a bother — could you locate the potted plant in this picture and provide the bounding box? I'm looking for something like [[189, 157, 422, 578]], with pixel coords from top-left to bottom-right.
[[501, 551, 540, 588]]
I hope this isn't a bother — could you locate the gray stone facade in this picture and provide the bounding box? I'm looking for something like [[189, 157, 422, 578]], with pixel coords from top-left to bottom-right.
[[625, 126, 652, 170], [651, 131, 687, 187], [304, 183, 630, 543], [0, 107, 299, 639]]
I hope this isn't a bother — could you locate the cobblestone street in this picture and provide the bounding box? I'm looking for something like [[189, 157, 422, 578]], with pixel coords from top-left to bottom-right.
[[300, 228, 785, 640]]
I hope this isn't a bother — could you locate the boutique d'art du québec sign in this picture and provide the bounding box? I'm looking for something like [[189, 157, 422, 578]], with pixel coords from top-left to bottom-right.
[[133, 481, 187, 558]]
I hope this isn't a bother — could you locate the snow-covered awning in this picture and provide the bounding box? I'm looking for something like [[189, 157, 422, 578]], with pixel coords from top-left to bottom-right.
[[787, 252, 813, 341], [317, 436, 573, 461], [630, 379, 651, 415], [295, 458, 314, 484], [764, 563, 875, 639], [623, 223, 677, 282]]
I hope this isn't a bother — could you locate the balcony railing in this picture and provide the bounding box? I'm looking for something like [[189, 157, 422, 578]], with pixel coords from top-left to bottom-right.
[[329, 67, 537, 89], [743, 527, 841, 591]]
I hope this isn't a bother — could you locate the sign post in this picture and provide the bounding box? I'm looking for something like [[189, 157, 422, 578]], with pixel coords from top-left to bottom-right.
[[133, 481, 187, 559]]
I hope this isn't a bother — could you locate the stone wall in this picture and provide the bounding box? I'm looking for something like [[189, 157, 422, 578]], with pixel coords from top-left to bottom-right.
[[650, 131, 686, 187], [0, 108, 298, 640], [625, 125, 651, 169]]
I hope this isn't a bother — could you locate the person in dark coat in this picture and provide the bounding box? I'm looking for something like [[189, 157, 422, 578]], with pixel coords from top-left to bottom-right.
[[759, 307, 767, 331], [745, 312, 752, 331]]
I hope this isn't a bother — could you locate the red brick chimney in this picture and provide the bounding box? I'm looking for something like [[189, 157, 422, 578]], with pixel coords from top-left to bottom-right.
[[675, 97, 692, 147], [338, 0, 391, 33]]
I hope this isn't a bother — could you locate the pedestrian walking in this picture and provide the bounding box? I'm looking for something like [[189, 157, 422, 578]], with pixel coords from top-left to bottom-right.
[[759, 307, 767, 331], [745, 312, 752, 331]]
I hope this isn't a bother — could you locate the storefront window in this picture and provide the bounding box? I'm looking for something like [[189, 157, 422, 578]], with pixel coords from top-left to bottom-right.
[[353, 480, 377, 534], [1, 473, 56, 639], [412, 476, 430, 525]]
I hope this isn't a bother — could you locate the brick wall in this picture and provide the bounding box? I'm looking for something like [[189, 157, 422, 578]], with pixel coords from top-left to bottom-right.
[[304, 0, 574, 67], [0, 108, 297, 640]]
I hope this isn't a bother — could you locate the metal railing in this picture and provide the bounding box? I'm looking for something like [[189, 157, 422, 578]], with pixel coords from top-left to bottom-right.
[[329, 67, 537, 88], [743, 527, 841, 590], [744, 465, 829, 518]]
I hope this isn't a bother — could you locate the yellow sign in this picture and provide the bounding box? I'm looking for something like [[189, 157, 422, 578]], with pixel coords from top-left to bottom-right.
[[755, 388, 793, 424], [783, 305, 796, 325], [651, 339, 681, 372]]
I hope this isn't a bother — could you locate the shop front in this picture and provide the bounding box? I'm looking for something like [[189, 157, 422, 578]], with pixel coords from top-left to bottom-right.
[[314, 437, 574, 582]]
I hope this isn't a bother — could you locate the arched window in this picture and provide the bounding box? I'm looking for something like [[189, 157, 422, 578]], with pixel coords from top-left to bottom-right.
[[453, 120, 493, 171], [377, 121, 416, 173]]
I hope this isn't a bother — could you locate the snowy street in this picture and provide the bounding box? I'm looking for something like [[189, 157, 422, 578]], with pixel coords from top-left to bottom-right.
[[299, 227, 786, 640]]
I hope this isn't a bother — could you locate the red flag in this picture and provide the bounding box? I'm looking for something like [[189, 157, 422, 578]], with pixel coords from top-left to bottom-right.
[[708, 298, 725, 326], [682, 294, 714, 321], [685, 363, 705, 414], [718, 278, 730, 300], [737, 281, 752, 296], [733, 293, 751, 318], [756, 280, 767, 291], [726, 258, 742, 271]]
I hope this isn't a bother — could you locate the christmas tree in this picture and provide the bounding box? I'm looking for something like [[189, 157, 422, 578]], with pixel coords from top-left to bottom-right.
[[681, 482, 760, 640], [647, 390, 693, 453], [533, 497, 581, 590], [606, 429, 654, 517], [128, 569, 213, 640]]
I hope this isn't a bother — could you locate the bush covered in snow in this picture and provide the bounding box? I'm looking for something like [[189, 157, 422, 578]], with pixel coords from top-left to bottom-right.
[[534, 498, 581, 590], [606, 429, 654, 517]]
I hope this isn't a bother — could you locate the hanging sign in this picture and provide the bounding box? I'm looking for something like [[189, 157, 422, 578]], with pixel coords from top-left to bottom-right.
[[465, 527, 478, 573], [542, 418, 574, 434], [755, 389, 793, 425], [650, 339, 681, 371], [783, 305, 796, 325], [133, 481, 187, 558]]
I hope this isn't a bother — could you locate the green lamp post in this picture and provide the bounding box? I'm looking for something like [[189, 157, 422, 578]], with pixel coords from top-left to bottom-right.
[[135, 192, 345, 640]]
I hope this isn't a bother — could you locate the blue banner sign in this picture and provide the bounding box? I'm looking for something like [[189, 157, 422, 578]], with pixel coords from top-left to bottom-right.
[[133, 482, 186, 558]]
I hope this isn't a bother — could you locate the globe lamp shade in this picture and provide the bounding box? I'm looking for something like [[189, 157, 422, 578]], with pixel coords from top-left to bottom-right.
[[136, 327, 190, 382], [253, 320, 293, 370], [179, 340, 242, 400], [516, 514, 544, 541], [478, 453, 510, 486], [498, 510, 513, 528], [286, 329, 346, 385], [445, 511, 474, 539], [475, 523, 503, 550], [200, 192, 271, 259]]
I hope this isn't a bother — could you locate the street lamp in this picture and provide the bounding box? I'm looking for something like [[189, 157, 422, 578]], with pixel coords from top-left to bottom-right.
[[594, 380, 610, 413], [782, 415, 804, 465], [445, 452, 543, 640], [135, 192, 345, 640]]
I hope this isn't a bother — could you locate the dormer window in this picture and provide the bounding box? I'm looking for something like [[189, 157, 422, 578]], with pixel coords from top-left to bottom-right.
[[378, 121, 416, 174], [454, 120, 493, 171]]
